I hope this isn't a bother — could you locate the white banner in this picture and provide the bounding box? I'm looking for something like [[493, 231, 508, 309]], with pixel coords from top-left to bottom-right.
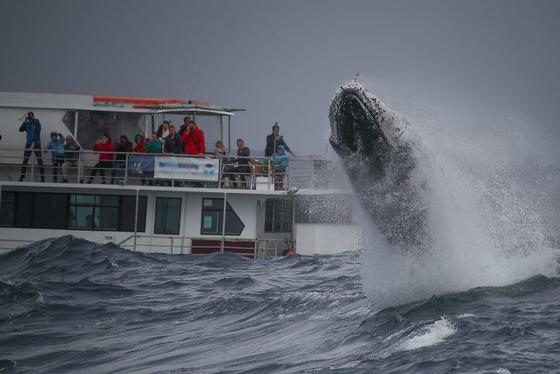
[[154, 156, 220, 181]]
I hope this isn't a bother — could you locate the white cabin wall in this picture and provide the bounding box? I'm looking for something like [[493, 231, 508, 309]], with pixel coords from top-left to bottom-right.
[[295, 223, 362, 255], [0, 108, 70, 155]]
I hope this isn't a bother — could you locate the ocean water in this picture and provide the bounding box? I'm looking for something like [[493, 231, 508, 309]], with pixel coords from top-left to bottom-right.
[[1, 236, 560, 373]]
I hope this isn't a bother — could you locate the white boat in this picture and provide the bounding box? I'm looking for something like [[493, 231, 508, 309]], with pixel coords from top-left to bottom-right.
[[0, 92, 361, 257]]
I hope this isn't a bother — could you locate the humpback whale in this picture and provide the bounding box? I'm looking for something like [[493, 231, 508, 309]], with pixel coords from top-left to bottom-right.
[[329, 80, 430, 251]]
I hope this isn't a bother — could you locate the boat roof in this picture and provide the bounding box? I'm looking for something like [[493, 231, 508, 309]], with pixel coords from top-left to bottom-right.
[[0, 91, 240, 116]]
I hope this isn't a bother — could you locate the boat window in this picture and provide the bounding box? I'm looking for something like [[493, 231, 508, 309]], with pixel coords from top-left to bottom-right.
[[119, 196, 147, 232], [69, 194, 120, 231], [0, 191, 147, 232], [0, 192, 15, 227], [32, 193, 68, 229], [15, 192, 33, 228], [76, 111, 144, 149], [264, 199, 293, 233], [200, 198, 244, 236], [154, 197, 182, 235]]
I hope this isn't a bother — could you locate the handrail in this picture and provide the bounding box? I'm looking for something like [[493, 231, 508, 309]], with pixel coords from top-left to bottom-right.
[[0, 146, 293, 190]]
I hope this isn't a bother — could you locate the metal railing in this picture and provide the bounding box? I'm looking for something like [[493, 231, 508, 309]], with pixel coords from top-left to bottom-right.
[[117, 234, 294, 259], [0, 147, 294, 191]]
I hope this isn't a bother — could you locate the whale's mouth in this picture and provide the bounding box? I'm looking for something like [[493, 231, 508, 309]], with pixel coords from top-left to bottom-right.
[[329, 85, 387, 159]]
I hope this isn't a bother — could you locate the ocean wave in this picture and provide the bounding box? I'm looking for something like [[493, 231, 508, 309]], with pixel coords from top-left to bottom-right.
[[1, 237, 560, 373]]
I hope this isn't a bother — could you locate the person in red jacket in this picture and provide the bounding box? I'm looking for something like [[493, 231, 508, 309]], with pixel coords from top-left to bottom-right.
[[133, 134, 145, 153], [88, 133, 114, 184], [181, 120, 206, 156]]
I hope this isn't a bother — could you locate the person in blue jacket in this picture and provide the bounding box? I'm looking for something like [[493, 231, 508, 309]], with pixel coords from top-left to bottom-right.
[[46, 132, 65, 182], [272, 144, 290, 190], [19, 112, 45, 182]]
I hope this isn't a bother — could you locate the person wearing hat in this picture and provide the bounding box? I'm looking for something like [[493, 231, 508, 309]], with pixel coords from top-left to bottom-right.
[[18, 111, 45, 182]]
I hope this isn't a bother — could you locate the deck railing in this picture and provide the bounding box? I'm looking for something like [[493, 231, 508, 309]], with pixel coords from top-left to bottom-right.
[[116, 234, 294, 259], [0, 147, 296, 191]]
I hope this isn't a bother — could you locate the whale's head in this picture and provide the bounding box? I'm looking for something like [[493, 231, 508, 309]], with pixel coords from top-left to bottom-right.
[[329, 81, 403, 174]]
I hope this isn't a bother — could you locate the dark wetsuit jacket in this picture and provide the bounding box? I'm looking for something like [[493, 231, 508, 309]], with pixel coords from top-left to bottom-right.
[[265, 134, 290, 157]]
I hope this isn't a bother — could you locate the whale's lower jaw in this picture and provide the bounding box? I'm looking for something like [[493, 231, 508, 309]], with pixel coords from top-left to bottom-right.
[[330, 87, 388, 156]]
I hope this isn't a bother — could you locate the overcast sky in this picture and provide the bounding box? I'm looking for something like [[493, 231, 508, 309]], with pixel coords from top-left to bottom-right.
[[1, 0, 559, 157]]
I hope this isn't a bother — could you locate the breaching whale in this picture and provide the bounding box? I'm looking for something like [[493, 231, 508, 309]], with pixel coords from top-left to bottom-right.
[[329, 80, 430, 251]]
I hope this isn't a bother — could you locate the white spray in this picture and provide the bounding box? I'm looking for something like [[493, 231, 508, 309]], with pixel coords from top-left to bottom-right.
[[358, 101, 559, 308]]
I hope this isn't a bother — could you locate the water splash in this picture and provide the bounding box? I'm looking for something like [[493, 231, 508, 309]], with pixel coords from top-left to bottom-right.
[[358, 107, 560, 308]]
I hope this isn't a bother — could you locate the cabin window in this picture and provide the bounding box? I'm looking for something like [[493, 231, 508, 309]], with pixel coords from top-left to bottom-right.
[[0, 192, 15, 227], [32, 193, 68, 229], [200, 198, 245, 236], [264, 199, 293, 233], [0, 191, 147, 232], [15, 192, 33, 228], [69, 194, 119, 230], [154, 197, 182, 235], [119, 196, 147, 232]]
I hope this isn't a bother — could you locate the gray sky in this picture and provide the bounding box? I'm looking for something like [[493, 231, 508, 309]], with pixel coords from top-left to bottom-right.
[[1, 0, 559, 156]]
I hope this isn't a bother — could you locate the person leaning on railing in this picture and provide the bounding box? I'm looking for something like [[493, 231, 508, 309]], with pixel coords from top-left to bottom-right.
[[61, 135, 83, 183], [88, 133, 114, 184], [272, 144, 289, 190], [181, 120, 206, 156], [223, 138, 251, 188], [144, 132, 163, 154]]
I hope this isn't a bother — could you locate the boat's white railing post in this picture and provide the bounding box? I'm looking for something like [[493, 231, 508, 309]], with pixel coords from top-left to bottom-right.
[[30, 156, 34, 181], [133, 188, 139, 251], [77, 150, 82, 183], [221, 192, 227, 253], [267, 159, 272, 190], [124, 153, 129, 185]]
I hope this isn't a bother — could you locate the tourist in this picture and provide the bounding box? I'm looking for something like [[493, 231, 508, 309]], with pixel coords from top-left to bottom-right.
[[157, 121, 171, 141], [18, 112, 45, 182], [46, 132, 65, 182], [88, 133, 114, 184], [224, 138, 250, 188], [133, 134, 144, 153], [213, 140, 226, 157], [272, 144, 290, 190], [181, 120, 206, 156], [61, 135, 83, 183], [111, 135, 132, 184], [164, 125, 182, 154], [265, 122, 294, 157], [144, 131, 163, 154], [178, 116, 192, 137]]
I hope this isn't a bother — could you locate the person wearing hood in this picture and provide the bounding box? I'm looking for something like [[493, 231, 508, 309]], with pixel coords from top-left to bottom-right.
[[272, 144, 290, 190], [46, 132, 65, 182]]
